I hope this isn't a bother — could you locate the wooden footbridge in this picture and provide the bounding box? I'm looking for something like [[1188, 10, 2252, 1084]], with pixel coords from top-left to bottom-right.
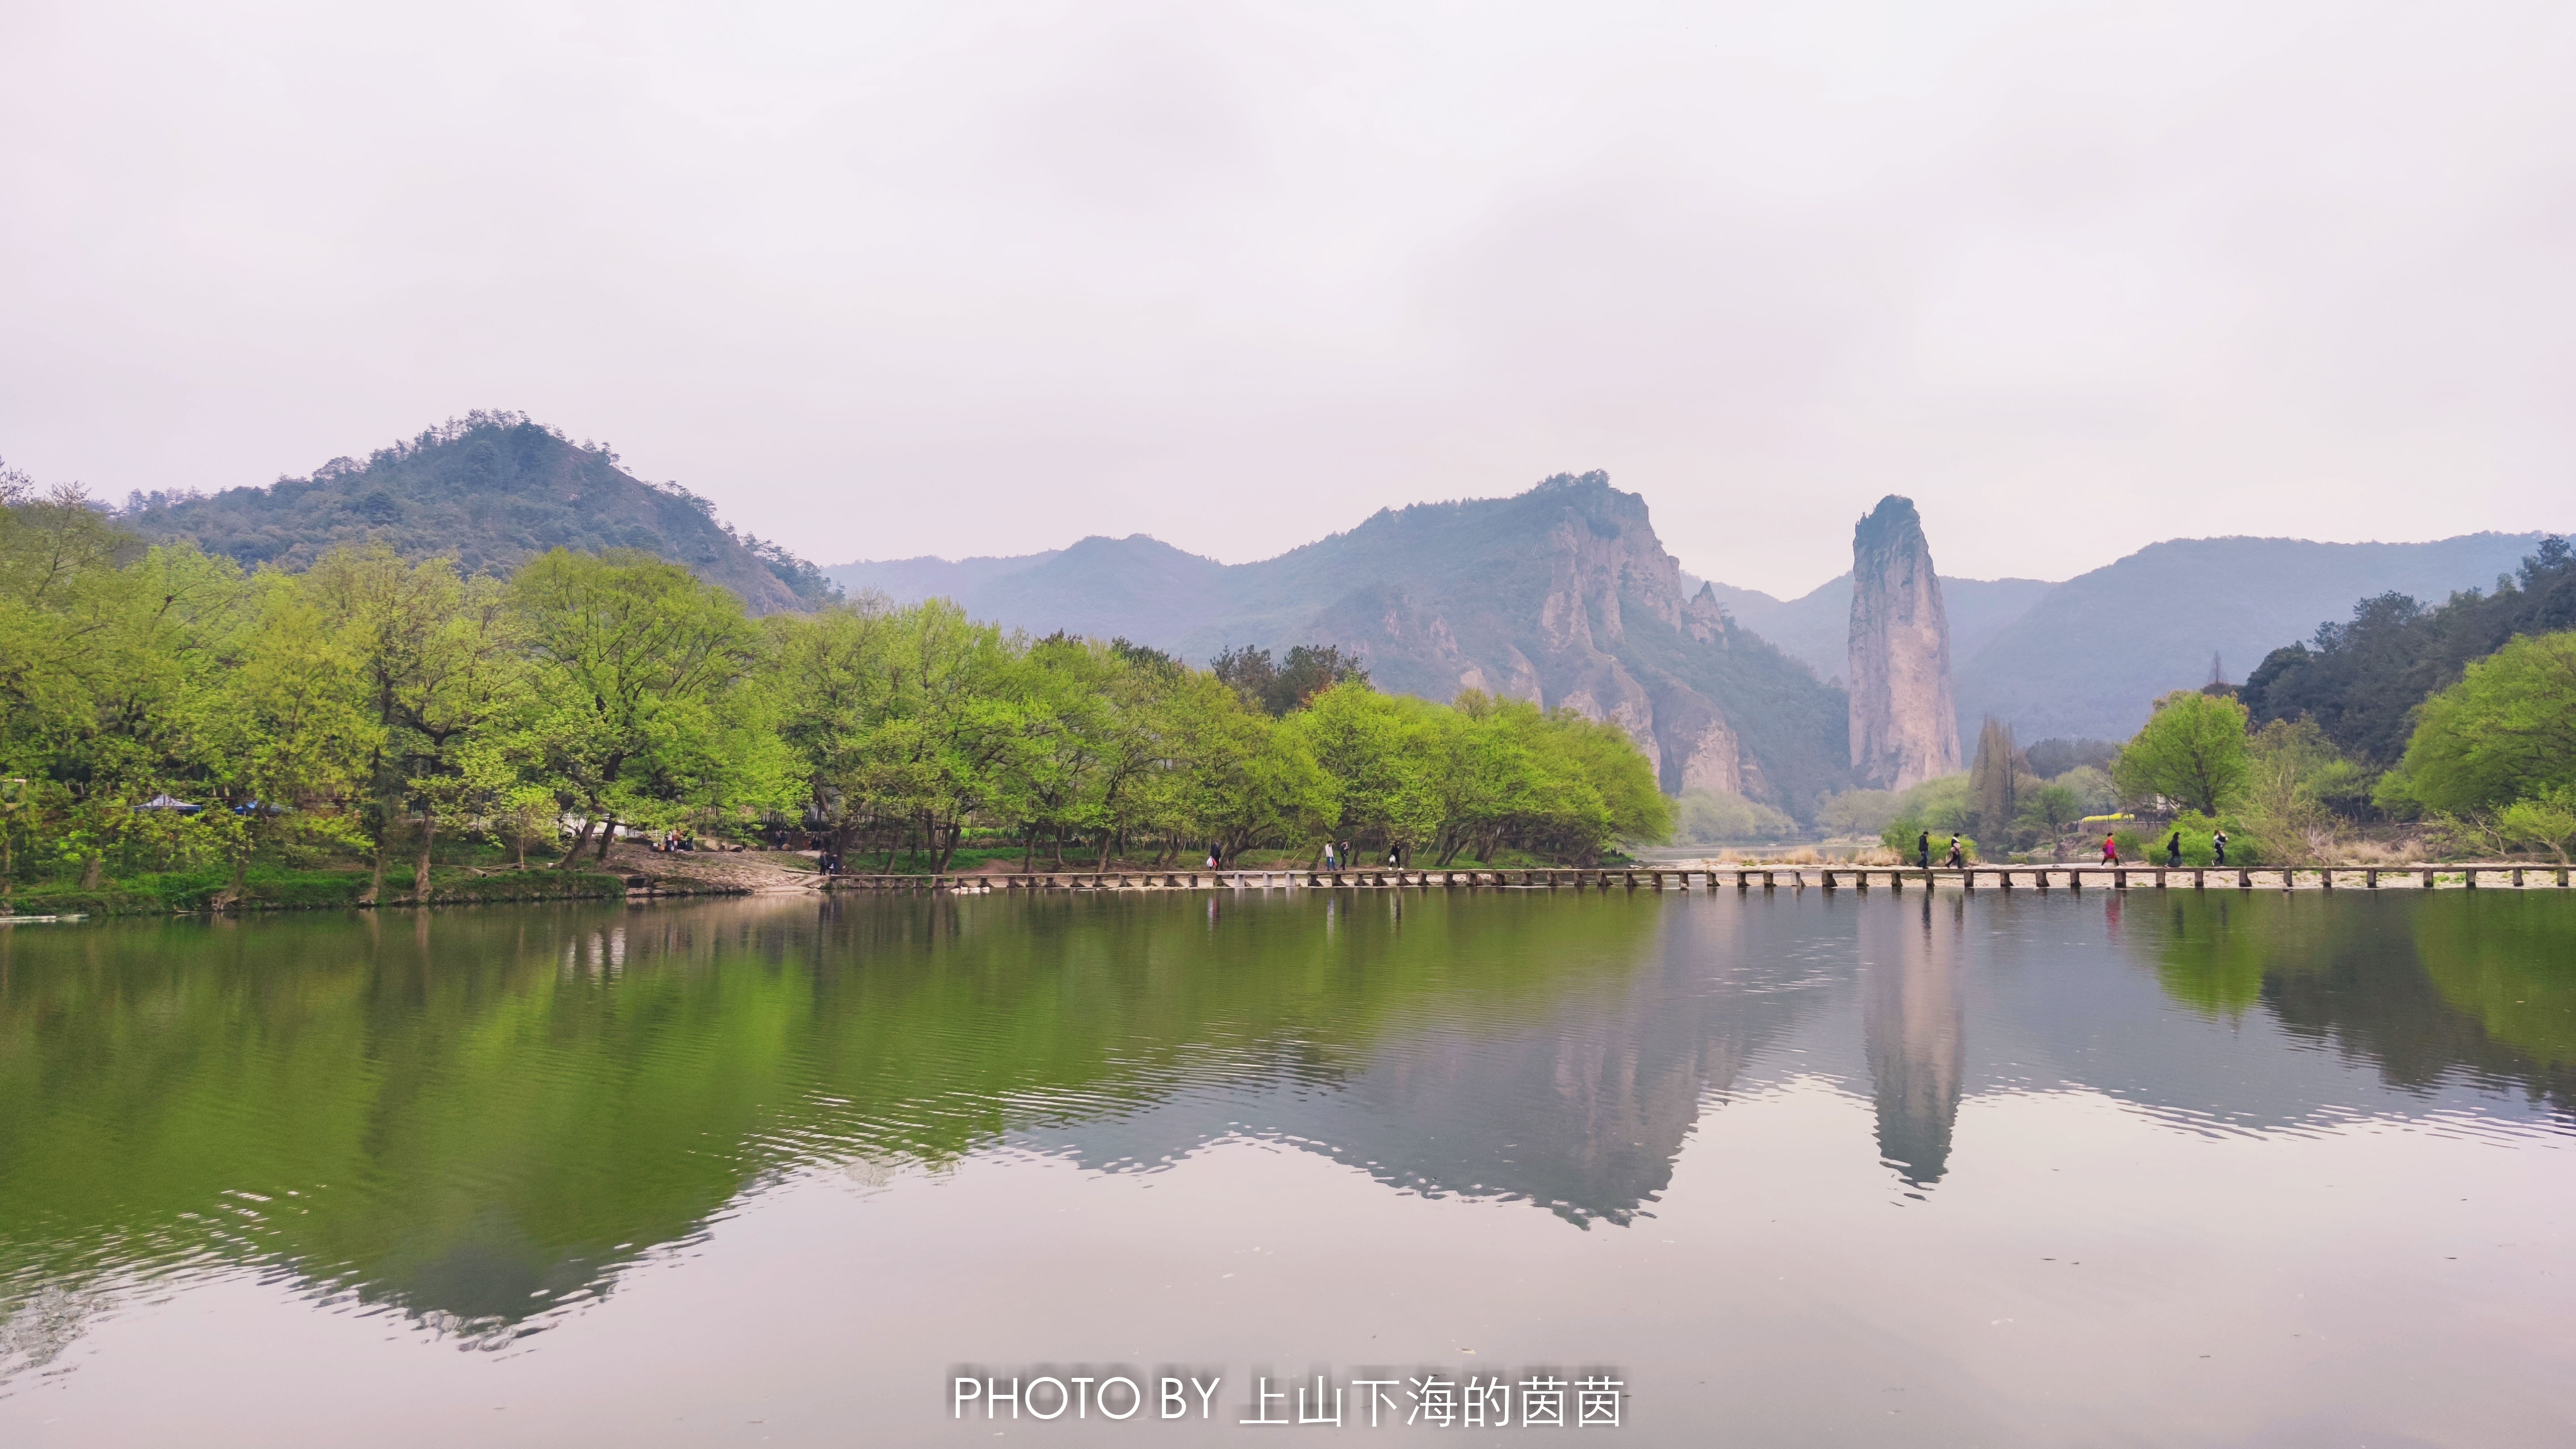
[[822, 864, 2575, 894]]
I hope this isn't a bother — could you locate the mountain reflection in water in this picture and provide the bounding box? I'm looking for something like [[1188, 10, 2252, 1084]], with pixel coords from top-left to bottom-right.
[[1, 889, 2571, 1370], [1863, 895, 1965, 1189]]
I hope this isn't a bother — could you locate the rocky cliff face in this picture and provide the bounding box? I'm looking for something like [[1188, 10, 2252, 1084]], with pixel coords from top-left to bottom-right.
[[1847, 496, 1961, 789], [1284, 473, 1849, 815]]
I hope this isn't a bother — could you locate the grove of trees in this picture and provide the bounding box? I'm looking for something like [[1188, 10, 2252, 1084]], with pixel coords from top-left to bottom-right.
[[1, 483, 1671, 900]]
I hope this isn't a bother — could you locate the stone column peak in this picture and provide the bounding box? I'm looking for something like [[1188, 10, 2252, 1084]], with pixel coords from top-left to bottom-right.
[[1847, 495, 1962, 790]]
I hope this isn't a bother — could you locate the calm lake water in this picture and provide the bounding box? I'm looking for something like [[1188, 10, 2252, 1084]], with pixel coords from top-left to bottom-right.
[[3, 887, 2572, 1446]]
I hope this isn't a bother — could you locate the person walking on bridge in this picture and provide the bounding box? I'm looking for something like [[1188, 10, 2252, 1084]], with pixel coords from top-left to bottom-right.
[[1917, 830, 1932, 869], [2101, 833, 2119, 866], [2167, 830, 2183, 868], [1944, 835, 1965, 869]]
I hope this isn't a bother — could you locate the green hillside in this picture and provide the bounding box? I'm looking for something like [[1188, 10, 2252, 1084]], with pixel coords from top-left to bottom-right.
[[123, 412, 835, 614]]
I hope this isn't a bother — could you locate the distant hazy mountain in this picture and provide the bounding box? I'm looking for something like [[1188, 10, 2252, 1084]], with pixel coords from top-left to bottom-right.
[[125, 412, 837, 614], [833, 549, 1064, 603], [1951, 533, 2547, 742], [832, 473, 1852, 815], [1700, 534, 2545, 743]]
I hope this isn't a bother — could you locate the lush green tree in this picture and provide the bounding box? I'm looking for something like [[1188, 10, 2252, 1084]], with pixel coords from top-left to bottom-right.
[[208, 570, 381, 892], [1, 513, 247, 883], [1437, 701, 1672, 863], [872, 601, 1035, 872], [2383, 631, 2576, 818], [1085, 644, 1193, 863], [1417, 692, 1586, 865], [2497, 786, 2576, 864], [1008, 633, 1120, 866], [1176, 674, 1334, 864], [307, 545, 528, 894], [508, 550, 761, 867], [1, 484, 130, 815], [2112, 690, 2250, 815], [762, 597, 1036, 872], [764, 597, 908, 856], [1289, 684, 1439, 857]]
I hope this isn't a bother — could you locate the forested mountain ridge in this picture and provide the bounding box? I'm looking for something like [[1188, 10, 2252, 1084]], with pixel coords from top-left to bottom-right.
[[838, 473, 1852, 816], [2240, 535, 2576, 766], [122, 412, 837, 614]]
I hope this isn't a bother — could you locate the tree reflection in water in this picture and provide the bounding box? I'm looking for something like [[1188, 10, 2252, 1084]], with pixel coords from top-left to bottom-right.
[[1, 888, 2570, 1372]]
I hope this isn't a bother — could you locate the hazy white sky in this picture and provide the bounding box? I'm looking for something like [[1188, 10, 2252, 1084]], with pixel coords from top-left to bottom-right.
[[4, 1, 2571, 595]]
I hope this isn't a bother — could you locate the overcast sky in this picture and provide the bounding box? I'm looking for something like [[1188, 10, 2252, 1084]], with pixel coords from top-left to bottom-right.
[[4, 1, 2571, 596]]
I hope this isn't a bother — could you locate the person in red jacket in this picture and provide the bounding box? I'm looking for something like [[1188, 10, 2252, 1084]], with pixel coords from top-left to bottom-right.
[[2100, 833, 2119, 865]]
